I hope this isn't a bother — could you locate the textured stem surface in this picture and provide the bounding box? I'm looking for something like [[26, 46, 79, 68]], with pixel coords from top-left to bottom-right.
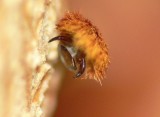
[[0, 0, 62, 117]]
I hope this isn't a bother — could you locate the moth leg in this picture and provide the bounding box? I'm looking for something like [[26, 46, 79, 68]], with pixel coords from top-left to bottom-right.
[[74, 54, 86, 78], [59, 45, 77, 70], [49, 36, 71, 43]]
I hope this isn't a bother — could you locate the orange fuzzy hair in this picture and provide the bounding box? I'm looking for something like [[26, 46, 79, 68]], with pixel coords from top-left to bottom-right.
[[56, 12, 109, 84]]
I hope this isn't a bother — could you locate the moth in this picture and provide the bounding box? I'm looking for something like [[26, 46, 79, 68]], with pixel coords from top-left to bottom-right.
[[49, 12, 109, 84]]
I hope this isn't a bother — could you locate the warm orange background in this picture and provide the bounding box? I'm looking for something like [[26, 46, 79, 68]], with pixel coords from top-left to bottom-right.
[[55, 0, 160, 117]]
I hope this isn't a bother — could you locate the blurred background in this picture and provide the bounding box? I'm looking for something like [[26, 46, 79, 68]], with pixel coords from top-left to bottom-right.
[[55, 0, 160, 117]]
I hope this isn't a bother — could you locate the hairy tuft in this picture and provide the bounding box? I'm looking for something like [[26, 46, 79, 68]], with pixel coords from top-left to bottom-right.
[[56, 12, 110, 84]]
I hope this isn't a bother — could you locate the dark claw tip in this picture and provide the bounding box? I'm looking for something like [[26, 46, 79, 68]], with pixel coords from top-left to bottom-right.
[[74, 57, 86, 78]]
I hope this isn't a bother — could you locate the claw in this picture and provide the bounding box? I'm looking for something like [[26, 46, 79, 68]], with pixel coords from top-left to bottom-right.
[[48, 36, 67, 43], [48, 36, 72, 43], [59, 45, 77, 70], [74, 53, 86, 78], [49, 36, 86, 78]]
